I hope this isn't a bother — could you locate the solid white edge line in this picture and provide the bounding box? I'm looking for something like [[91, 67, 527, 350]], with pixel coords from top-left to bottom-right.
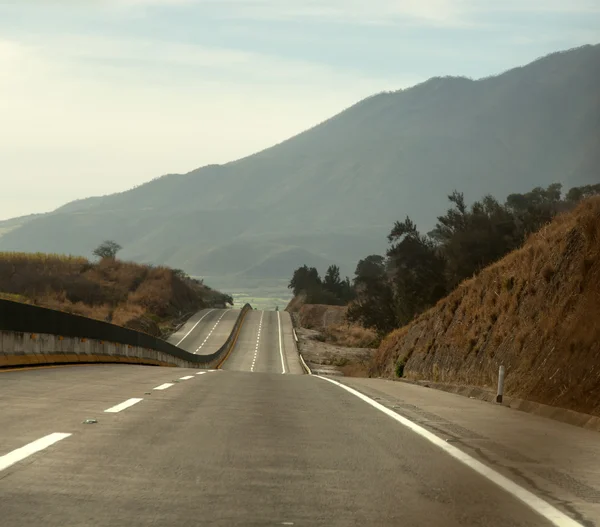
[[179, 375, 194, 380], [175, 309, 215, 346], [154, 383, 174, 390], [277, 311, 286, 374], [0, 433, 71, 472], [316, 375, 582, 527], [299, 351, 312, 375], [104, 398, 143, 413]]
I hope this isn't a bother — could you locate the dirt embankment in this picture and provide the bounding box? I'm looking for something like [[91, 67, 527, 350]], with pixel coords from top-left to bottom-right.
[[375, 197, 600, 417], [0, 253, 231, 338], [287, 297, 377, 376], [297, 303, 347, 329]]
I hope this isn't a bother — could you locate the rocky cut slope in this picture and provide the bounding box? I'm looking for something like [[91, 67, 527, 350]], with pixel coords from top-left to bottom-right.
[[375, 197, 600, 417]]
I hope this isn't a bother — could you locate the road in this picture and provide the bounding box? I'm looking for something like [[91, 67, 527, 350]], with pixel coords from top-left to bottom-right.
[[167, 308, 240, 355], [222, 310, 304, 374], [0, 309, 596, 526]]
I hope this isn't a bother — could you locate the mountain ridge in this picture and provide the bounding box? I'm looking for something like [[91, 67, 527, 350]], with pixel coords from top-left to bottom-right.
[[1, 43, 598, 280]]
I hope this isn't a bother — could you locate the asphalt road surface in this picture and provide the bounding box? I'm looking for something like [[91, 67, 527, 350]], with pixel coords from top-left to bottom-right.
[[167, 308, 240, 355], [222, 310, 304, 374], [0, 310, 591, 526]]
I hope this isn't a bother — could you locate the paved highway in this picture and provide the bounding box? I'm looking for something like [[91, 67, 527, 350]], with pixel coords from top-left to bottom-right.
[[167, 308, 240, 355], [0, 309, 594, 526], [223, 309, 304, 374]]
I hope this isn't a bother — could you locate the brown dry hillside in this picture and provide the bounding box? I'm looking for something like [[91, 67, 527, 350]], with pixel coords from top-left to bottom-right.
[[297, 304, 347, 330], [375, 197, 600, 417], [286, 298, 378, 349], [0, 253, 231, 337]]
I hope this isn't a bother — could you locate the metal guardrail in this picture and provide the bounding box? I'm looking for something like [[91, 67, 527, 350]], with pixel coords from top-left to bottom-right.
[[0, 299, 252, 368]]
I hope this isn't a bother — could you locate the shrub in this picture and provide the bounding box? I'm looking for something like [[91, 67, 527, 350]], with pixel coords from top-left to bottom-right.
[[395, 357, 407, 377]]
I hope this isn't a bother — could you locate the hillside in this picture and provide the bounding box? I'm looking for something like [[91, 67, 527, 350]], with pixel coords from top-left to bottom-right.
[[374, 197, 600, 417], [0, 44, 599, 280], [0, 252, 232, 338]]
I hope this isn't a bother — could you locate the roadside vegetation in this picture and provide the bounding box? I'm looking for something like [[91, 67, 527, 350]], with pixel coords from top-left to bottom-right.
[[287, 182, 600, 389], [376, 196, 600, 416], [0, 243, 232, 338], [290, 182, 600, 335]]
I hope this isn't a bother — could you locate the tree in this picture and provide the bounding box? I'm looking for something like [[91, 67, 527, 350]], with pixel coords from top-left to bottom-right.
[[566, 183, 600, 202], [347, 255, 397, 334], [387, 217, 447, 325], [430, 192, 519, 288], [505, 183, 563, 237], [338, 276, 356, 303], [288, 265, 321, 296], [323, 265, 341, 295], [93, 240, 122, 260]]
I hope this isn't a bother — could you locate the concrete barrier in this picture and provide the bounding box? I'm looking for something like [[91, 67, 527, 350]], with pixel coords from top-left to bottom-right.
[[0, 300, 252, 369]]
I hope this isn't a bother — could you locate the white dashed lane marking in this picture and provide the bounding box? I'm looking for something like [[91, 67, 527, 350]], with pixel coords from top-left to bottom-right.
[[250, 311, 265, 372], [154, 383, 174, 391], [0, 433, 71, 472], [196, 311, 228, 353], [179, 376, 194, 380], [104, 398, 143, 413]]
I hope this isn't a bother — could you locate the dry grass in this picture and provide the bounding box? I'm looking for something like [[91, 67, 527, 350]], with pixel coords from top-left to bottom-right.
[[322, 323, 379, 348], [0, 252, 88, 264], [340, 362, 372, 377], [295, 302, 377, 349], [297, 303, 347, 330], [376, 196, 600, 416], [285, 293, 307, 313], [0, 252, 227, 336]]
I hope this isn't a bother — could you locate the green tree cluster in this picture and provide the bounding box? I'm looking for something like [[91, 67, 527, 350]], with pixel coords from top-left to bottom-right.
[[288, 264, 355, 306], [345, 182, 599, 334]]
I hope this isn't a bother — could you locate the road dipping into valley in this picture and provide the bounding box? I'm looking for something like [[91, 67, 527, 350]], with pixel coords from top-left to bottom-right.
[[0, 309, 597, 526], [168, 308, 240, 356]]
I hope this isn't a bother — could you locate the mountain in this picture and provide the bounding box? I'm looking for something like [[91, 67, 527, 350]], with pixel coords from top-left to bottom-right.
[[1, 44, 599, 281]]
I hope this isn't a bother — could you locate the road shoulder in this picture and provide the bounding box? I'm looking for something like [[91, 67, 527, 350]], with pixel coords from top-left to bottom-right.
[[336, 376, 600, 526]]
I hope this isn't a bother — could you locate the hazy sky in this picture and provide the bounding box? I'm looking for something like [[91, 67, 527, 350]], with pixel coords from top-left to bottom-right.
[[1, 1, 598, 220]]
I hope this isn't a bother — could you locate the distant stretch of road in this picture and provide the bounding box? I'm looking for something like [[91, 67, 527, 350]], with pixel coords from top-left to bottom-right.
[[167, 308, 240, 355], [0, 308, 595, 526], [222, 309, 304, 374]]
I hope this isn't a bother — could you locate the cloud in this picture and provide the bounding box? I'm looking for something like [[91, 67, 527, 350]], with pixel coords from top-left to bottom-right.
[[1, 0, 597, 219], [0, 34, 419, 219], [72, 0, 600, 24]]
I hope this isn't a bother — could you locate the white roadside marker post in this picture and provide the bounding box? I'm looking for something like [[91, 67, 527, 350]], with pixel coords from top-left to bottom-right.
[[496, 365, 505, 403]]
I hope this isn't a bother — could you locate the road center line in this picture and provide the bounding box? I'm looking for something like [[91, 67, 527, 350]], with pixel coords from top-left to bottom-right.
[[104, 398, 143, 413], [0, 433, 71, 472], [196, 310, 228, 352], [317, 375, 583, 527], [175, 309, 215, 346], [179, 375, 194, 380], [154, 383, 174, 391], [250, 311, 264, 372], [277, 311, 286, 375]]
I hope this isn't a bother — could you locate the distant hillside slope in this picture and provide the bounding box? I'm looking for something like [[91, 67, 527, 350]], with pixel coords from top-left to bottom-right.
[[1, 44, 599, 280], [375, 197, 600, 417], [0, 252, 232, 338]]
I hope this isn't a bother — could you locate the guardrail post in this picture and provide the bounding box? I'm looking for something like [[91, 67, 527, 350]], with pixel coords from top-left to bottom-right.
[[496, 365, 505, 403]]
